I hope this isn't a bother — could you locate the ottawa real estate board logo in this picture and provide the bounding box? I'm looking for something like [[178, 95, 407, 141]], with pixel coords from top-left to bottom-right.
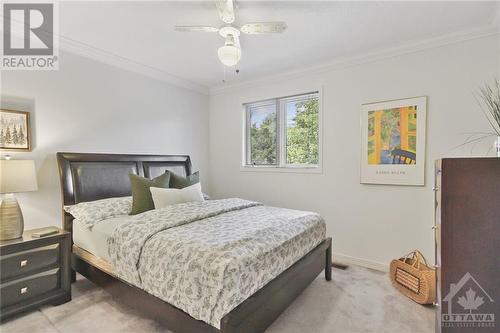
[[442, 272, 495, 329], [1, 2, 59, 70]]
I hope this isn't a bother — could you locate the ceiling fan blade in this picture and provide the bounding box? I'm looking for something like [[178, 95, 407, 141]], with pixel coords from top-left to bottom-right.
[[240, 22, 287, 34], [215, 0, 235, 24], [174, 26, 219, 33]]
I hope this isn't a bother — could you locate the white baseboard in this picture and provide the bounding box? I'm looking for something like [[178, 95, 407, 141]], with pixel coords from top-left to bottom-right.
[[333, 252, 389, 272]]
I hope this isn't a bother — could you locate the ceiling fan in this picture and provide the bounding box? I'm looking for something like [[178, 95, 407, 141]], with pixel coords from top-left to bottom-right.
[[174, 0, 287, 67]]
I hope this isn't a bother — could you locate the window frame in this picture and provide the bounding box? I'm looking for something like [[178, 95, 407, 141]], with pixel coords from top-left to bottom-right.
[[245, 98, 278, 166], [242, 90, 322, 173]]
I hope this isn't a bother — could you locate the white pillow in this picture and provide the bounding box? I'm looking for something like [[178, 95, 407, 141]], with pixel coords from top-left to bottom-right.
[[150, 183, 204, 208], [64, 196, 132, 229]]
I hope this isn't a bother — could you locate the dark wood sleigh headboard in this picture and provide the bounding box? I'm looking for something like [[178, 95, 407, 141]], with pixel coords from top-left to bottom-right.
[[56, 152, 192, 235]]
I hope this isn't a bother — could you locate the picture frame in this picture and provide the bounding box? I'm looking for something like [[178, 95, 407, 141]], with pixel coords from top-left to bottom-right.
[[0, 109, 32, 152], [360, 96, 427, 186]]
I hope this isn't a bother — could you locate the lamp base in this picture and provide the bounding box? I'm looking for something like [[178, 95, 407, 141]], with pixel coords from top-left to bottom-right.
[[0, 194, 24, 240]]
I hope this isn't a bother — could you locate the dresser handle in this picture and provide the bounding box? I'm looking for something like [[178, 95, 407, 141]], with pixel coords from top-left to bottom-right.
[[431, 226, 437, 230], [20, 259, 28, 267], [20, 287, 28, 295]]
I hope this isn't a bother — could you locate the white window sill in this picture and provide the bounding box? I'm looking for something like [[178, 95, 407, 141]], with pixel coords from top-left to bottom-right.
[[240, 165, 323, 174]]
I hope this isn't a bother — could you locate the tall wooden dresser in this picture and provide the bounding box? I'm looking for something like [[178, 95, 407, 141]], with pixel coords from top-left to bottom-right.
[[435, 158, 499, 333]]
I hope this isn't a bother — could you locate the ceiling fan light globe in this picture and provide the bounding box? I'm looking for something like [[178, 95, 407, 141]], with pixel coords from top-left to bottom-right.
[[218, 45, 241, 67]]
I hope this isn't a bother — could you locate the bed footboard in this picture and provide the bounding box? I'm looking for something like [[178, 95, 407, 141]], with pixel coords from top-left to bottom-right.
[[220, 237, 332, 333]]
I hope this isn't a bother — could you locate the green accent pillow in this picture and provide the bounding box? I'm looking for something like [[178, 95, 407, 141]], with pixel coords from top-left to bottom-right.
[[129, 173, 171, 215], [168, 171, 199, 189]]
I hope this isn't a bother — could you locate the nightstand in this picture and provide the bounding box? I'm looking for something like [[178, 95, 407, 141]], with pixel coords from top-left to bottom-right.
[[0, 228, 71, 321]]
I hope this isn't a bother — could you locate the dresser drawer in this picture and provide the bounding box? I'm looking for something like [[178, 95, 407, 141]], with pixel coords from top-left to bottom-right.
[[0, 268, 60, 308], [1, 244, 60, 281]]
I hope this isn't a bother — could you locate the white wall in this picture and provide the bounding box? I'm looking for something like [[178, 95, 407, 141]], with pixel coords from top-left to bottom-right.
[[1, 33, 498, 270], [1, 50, 210, 230], [208, 34, 500, 270]]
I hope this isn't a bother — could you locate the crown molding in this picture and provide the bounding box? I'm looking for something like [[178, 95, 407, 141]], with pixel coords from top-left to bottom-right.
[[0, 10, 208, 95], [210, 23, 500, 96], [59, 38, 209, 95]]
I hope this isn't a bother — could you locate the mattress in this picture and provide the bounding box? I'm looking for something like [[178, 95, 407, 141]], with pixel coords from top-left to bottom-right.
[[73, 216, 129, 262]]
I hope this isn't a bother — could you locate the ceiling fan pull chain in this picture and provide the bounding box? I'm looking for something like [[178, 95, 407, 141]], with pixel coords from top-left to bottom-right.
[[174, 0, 286, 67]]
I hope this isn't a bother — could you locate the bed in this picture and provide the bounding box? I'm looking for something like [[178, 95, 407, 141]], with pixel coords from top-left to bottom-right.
[[57, 152, 332, 333]]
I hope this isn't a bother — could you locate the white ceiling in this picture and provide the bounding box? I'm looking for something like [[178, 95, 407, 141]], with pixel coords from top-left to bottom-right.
[[60, 1, 500, 89]]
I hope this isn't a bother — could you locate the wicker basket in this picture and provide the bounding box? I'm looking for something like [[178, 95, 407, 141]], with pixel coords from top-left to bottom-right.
[[390, 250, 436, 304]]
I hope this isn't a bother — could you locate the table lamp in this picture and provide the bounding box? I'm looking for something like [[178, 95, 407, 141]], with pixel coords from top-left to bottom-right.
[[0, 159, 38, 240]]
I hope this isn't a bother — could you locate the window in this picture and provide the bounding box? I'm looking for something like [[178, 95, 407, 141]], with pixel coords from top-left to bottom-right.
[[244, 92, 320, 169], [247, 100, 277, 165]]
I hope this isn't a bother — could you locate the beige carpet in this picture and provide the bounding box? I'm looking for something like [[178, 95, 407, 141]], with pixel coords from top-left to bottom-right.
[[1, 266, 435, 333]]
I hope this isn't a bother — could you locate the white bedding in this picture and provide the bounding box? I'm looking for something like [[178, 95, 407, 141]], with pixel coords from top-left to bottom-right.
[[73, 216, 129, 262]]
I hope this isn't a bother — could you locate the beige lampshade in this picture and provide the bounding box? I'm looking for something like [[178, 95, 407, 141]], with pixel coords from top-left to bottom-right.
[[0, 160, 38, 193]]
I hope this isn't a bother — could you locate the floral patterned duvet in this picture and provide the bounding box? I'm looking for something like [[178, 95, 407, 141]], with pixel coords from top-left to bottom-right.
[[107, 198, 326, 328]]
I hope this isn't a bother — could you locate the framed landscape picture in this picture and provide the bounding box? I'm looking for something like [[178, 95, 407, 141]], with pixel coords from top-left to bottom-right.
[[0, 109, 31, 151], [360, 96, 427, 186]]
